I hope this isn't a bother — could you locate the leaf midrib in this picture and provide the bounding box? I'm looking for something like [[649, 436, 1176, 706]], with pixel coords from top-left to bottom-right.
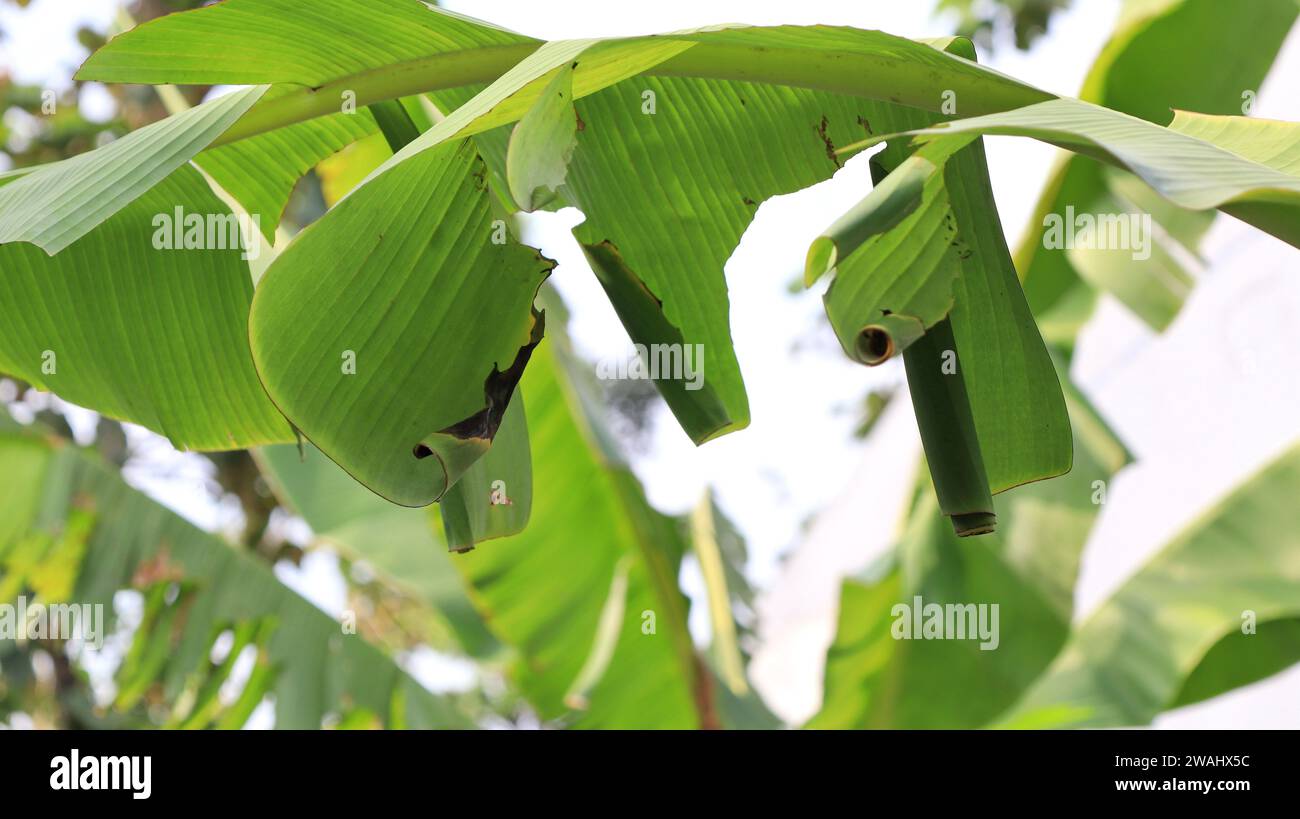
[[195, 36, 1051, 149]]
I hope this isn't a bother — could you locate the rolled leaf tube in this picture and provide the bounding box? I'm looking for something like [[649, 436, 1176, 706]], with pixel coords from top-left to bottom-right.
[[856, 312, 927, 366], [902, 318, 996, 536], [818, 153, 964, 367], [805, 154, 933, 286]]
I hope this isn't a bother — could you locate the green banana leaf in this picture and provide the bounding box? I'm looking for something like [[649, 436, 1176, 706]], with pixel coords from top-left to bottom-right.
[[0, 84, 266, 253], [997, 442, 1300, 728], [688, 489, 782, 728], [247, 136, 553, 506], [18, 8, 1055, 499], [505, 62, 579, 211], [450, 323, 703, 728], [1012, 0, 1297, 329], [1167, 109, 1300, 172], [9, 0, 1291, 540], [195, 103, 379, 241], [813, 39, 1071, 498], [442, 290, 771, 727], [79, 7, 1050, 145], [76, 0, 539, 88], [435, 391, 534, 553], [690, 489, 753, 698], [256, 290, 767, 727], [0, 167, 292, 450], [811, 380, 1127, 728], [884, 98, 1300, 249], [389, 31, 1067, 484]]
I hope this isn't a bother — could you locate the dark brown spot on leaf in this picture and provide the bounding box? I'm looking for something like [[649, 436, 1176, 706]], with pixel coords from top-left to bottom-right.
[[816, 116, 841, 169]]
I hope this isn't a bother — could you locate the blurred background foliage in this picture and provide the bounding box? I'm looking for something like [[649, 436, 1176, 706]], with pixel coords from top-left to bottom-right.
[[937, 0, 1072, 51]]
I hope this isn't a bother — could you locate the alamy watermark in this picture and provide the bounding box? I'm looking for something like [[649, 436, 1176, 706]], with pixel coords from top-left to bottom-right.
[[151, 207, 261, 261], [50, 749, 151, 800], [595, 343, 705, 391], [891, 594, 999, 650], [0, 595, 104, 650], [1043, 205, 1151, 261]]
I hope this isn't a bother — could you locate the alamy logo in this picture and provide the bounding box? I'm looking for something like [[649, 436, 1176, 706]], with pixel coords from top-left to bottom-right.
[[1042, 205, 1151, 261], [0, 596, 104, 649], [891, 595, 1000, 650], [595, 343, 705, 391], [151, 206, 261, 261], [50, 749, 151, 800]]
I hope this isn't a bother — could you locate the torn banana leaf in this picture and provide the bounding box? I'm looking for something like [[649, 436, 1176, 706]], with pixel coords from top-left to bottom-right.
[[997, 441, 1300, 729], [0, 167, 292, 450], [0, 422, 467, 729], [815, 39, 1071, 505], [251, 90, 537, 526], [248, 137, 553, 506], [579, 240, 733, 440], [438, 391, 533, 553], [558, 76, 945, 443], [451, 328, 705, 728], [438, 288, 782, 727], [814, 143, 964, 365], [74, 9, 1055, 454]]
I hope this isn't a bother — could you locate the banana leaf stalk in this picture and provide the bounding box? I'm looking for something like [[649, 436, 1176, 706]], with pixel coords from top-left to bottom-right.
[[369, 99, 423, 152], [902, 318, 996, 536]]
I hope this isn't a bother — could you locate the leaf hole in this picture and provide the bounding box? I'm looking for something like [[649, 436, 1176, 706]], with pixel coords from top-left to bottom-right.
[[857, 326, 894, 366]]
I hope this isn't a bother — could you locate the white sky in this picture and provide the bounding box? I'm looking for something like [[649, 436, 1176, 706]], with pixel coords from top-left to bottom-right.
[[3, 0, 1299, 728]]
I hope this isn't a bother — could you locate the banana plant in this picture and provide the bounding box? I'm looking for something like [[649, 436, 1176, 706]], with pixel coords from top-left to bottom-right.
[[1012, 0, 1298, 337], [255, 290, 772, 728], [4, 0, 1295, 541], [810, 0, 1300, 729], [0, 1, 1237, 533], [816, 437, 1300, 729], [2, 0, 1299, 728], [2, 1, 1289, 546]]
